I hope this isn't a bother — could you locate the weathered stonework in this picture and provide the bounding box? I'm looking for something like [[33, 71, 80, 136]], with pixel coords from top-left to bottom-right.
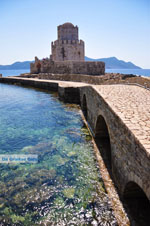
[[31, 59, 105, 75], [58, 23, 78, 41], [51, 40, 84, 62], [51, 23, 84, 61], [30, 22, 105, 75]]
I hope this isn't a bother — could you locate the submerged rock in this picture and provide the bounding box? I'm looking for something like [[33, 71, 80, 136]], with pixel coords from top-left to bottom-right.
[[67, 151, 77, 157], [21, 145, 34, 152], [81, 127, 90, 136], [63, 187, 75, 199], [54, 197, 66, 208], [52, 155, 68, 166], [13, 184, 53, 207]]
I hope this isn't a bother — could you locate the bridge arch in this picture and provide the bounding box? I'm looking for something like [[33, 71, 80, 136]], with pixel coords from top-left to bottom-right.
[[95, 115, 110, 138], [123, 181, 150, 225], [95, 115, 112, 171], [81, 94, 88, 120]]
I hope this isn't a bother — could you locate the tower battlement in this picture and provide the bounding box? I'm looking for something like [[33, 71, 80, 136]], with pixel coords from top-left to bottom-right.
[[52, 39, 84, 46]]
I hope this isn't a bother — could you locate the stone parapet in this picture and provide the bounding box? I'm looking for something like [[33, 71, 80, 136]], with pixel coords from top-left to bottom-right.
[[52, 39, 84, 46]]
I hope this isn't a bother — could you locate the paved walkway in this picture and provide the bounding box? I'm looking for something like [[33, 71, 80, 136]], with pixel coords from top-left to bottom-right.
[[94, 84, 150, 155], [8, 76, 89, 87]]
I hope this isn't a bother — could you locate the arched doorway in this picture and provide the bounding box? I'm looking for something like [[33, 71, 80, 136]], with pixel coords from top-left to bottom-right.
[[124, 181, 150, 225], [82, 95, 87, 120], [95, 115, 111, 173]]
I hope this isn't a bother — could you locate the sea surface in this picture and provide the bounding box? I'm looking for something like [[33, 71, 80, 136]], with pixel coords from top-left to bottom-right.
[[0, 68, 150, 77], [0, 83, 117, 225], [106, 69, 150, 77], [0, 69, 30, 77]]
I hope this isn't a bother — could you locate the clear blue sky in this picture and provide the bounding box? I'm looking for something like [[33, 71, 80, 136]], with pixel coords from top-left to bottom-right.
[[0, 0, 150, 68]]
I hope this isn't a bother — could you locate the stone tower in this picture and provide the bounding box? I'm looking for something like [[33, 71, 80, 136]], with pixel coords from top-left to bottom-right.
[[51, 22, 85, 61], [30, 22, 105, 75]]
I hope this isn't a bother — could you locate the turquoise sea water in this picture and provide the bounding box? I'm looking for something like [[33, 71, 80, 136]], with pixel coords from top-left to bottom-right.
[[0, 69, 150, 77], [0, 83, 116, 225]]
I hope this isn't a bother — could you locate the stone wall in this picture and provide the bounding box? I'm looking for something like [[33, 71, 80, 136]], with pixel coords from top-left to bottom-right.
[[0, 77, 58, 91], [36, 72, 130, 83], [51, 40, 84, 61], [37, 73, 107, 82], [30, 59, 105, 75]]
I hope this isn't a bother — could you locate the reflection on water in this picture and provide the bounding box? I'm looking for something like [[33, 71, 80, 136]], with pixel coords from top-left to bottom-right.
[[0, 84, 117, 225]]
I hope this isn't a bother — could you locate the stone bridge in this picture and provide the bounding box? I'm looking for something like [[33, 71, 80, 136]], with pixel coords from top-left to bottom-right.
[[80, 84, 150, 203]]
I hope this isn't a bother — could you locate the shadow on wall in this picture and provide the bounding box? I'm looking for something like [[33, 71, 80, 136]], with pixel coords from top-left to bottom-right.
[[94, 115, 112, 174], [82, 95, 87, 120], [123, 181, 150, 226]]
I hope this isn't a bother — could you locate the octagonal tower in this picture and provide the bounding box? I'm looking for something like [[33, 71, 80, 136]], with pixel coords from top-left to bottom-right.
[[51, 22, 85, 61]]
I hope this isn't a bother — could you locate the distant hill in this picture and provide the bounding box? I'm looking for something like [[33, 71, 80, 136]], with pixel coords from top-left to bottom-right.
[[0, 57, 141, 70], [85, 56, 141, 69], [0, 61, 33, 70]]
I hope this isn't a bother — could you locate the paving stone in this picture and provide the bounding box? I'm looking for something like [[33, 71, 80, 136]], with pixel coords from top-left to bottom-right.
[[94, 84, 150, 150]]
